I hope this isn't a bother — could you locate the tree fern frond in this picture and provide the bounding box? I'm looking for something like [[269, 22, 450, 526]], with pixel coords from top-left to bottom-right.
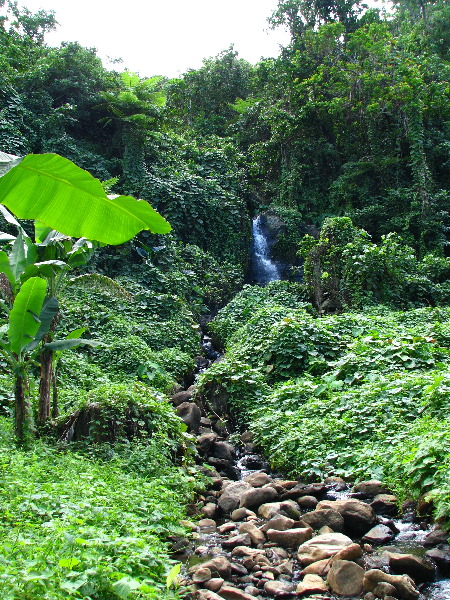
[[69, 274, 133, 302]]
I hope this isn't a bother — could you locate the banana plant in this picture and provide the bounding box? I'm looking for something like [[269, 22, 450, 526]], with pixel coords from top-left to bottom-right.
[[0, 152, 171, 444]]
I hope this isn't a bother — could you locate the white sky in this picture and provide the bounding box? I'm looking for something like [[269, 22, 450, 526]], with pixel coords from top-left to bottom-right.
[[13, 0, 292, 78]]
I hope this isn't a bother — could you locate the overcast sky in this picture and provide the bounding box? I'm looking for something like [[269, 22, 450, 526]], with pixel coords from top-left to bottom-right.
[[12, 0, 293, 78]]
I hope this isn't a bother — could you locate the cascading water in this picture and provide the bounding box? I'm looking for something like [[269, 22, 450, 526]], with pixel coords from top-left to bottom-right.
[[251, 215, 280, 284]]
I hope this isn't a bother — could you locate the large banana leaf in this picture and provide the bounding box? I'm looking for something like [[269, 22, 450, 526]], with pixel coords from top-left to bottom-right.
[[8, 277, 47, 354], [0, 154, 171, 244]]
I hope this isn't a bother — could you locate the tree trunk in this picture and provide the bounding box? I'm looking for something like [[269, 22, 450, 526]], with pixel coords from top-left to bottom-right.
[[38, 346, 53, 426], [14, 372, 33, 446]]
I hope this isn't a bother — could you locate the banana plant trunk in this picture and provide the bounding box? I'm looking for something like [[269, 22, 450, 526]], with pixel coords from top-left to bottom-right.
[[38, 345, 53, 426], [14, 371, 33, 446]]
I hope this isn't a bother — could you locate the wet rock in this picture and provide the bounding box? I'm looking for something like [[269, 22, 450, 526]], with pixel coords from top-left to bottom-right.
[[223, 533, 253, 549], [231, 563, 249, 577], [240, 431, 254, 443], [301, 508, 345, 532], [297, 532, 354, 565], [204, 578, 224, 592], [371, 494, 398, 517], [176, 402, 202, 433], [264, 580, 295, 596], [331, 542, 363, 562], [190, 556, 231, 578], [386, 552, 435, 582], [243, 472, 272, 487], [267, 527, 313, 548], [423, 527, 449, 547], [218, 583, 258, 600], [276, 480, 299, 490], [353, 480, 391, 497], [231, 546, 265, 559], [198, 518, 216, 530], [281, 482, 327, 500], [297, 495, 319, 510], [325, 476, 347, 491], [373, 582, 398, 598], [218, 481, 253, 514], [171, 390, 193, 406], [296, 573, 328, 596], [301, 559, 331, 577], [212, 441, 236, 461], [327, 559, 365, 596], [193, 567, 212, 583], [317, 498, 377, 536], [218, 522, 236, 534], [231, 507, 256, 521], [239, 485, 279, 510], [201, 503, 217, 519], [196, 590, 223, 600], [260, 514, 296, 533], [197, 434, 218, 454], [363, 524, 396, 544], [238, 522, 266, 545], [425, 546, 450, 574], [363, 569, 419, 600]]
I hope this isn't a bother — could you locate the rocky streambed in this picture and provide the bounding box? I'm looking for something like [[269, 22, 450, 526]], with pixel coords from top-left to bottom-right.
[[170, 357, 450, 600]]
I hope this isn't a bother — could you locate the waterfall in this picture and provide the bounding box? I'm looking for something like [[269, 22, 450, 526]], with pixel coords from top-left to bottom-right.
[[251, 215, 280, 284]]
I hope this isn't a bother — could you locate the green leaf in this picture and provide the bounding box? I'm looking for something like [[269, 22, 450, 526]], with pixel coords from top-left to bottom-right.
[[8, 277, 47, 354], [0, 250, 15, 288], [0, 154, 171, 244], [25, 297, 59, 352], [58, 557, 80, 568], [113, 577, 141, 599], [44, 338, 103, 351], [166, 562, 181, 589], [21, 260, 68, 282]]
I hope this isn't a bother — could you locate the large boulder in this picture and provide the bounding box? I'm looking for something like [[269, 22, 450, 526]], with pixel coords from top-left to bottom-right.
[[363, 524, 396, 544], [327, 560, 365, 596], [386, 552, 435, 582], [218, 481, 253, 514], [297, 532, 354, 565], [176, 402, 201, 433], [317, 498, 376, 536], [267, 527, 313, 548], [238, 521, 266, 545], [239, 484, 278, 509], [243, 472, 272, 487], [353, 480, 391, 496], [296, 574, 328, 596], [363, 569, 420, 600], [301, 508, 345, 532], [189, 556, 231, 578]]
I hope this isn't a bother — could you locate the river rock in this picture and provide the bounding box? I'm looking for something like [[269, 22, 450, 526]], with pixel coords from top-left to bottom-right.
[[386, 552, 435, 582], [325, 476, 347, 491], [196, 590, 223, 600], [297, 495, 319, 510], [204, 578, 224, 592], [231, 507, 255, 521], [171, 390, 193, 406], [211, 441, 236, 461], [264, 580, 295, 596], [193, 567, 212, 583], [222, 533, 252, 549], [297, 532, 354, 565], [423, 527, 449, 547], [218, 481, 253, 513], [301, 508, 345, 532], [331, 542, 363, 562], [239, 484, 278, 509], [281, 482, 327, 500], [301, 559, 331, 577], [260, 514, 296, 533], [190, 556, 231, 578], [197, 432, 218, 453], [327, 559, 365, 596], [317, 498, 376, 535], [218, 584, 258, 600], [353, 480, 391, 497], [373, 582, 398, 597], [201, 503, 217, 519], [425, 546, 450, 574], [363, 524, 396, 544], [267, 527, 313, 548], [176, 402, 202, 432], [238, 521, 266, 545], [296, 574, 328, 596], [363, 569, 420, 600], [243, 472, 272, 487], [371, 494, 398, 516]]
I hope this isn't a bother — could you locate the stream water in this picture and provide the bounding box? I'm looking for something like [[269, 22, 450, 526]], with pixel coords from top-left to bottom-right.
[[250, 215, 280, 285]]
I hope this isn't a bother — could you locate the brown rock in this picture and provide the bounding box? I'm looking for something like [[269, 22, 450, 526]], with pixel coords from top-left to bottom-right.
[[296, 574, 328, 596], [171, 390, 193, 406], [264, 580, 295, 596], [371, 494, 398, 516], [260, 514, 296, 533], [176, 402, 201, 433], [239, 485, 278, 510], [327, 559, 365, 596], [243, 472, 273, 487], [267, 527, 313, 548], [301, 559, 331, 577], [196, 590, 223, 600], [201, 503, 217, 519], [231, 507, 256, 521], [331, 542, 363, 562], [317, 498, 377, 536], [373, 582, 398, 597], [363, 569, 420, 600], [204, 578, 224, 592], [193, 567, 212, 583], [301, 508, 345, 532], [189, 556, 231, 578], [387, 552, 435, 582], [197, 433, 219, 452], [423, 527, 449, 547], [353, 480, 391, 496], [363, 524, 395, 544], [297, 532, 354, 565], [238, 522, 266, 545], [222, 533, 252, 549], [218, 584, 258, 600], [218, 481, 253, 514], [298, 495, 319, 510]]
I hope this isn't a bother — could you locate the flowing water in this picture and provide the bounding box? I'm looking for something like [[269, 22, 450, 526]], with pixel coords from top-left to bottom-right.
[[251, 215, 280, 284]]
